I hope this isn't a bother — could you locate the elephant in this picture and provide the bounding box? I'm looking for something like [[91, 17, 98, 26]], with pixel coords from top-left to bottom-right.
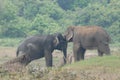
[[16, 33, 67, 67], [64, 26, 111, 62]]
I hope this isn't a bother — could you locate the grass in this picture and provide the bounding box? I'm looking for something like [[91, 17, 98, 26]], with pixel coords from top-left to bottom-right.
[[0, 55, 120, 80], [70, 55, 120, 67], [0, 38, 23, 47], [64, 55, 120, 71], [0, 47, 120, 80]]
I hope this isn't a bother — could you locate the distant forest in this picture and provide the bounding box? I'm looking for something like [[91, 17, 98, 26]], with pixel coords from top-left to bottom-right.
[[0, 0, 120, 43]]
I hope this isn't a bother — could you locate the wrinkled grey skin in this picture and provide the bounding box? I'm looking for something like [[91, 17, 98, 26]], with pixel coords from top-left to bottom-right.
[[16, 33, 67, 67], [64, 26, 111, 62]]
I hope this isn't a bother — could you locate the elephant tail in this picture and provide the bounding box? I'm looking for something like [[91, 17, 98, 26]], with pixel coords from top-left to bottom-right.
[[102, 28, 111, 43], [107, 34, 111, 43], [16, 49, 19, 57]]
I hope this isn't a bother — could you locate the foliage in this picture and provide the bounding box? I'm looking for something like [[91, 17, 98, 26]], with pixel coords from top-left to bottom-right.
[[57, 0, 91, 10], [0, 0, 120, 44], [30, 14, 62, 35]]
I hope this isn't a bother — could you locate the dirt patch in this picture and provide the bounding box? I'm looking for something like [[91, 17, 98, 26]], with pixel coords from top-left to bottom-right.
[[0, 47, 16, 58]]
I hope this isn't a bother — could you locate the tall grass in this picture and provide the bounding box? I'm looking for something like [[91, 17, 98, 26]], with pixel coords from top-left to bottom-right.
[[0, 38, 24, 47]]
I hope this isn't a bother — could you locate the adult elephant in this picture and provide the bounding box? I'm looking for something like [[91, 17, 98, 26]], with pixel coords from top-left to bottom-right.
[[64, 26, 111, 62], [16, 33, 67, 67]]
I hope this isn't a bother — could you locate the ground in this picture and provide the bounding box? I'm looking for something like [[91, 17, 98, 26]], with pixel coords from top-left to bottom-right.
[[0, 47, 120, 80]]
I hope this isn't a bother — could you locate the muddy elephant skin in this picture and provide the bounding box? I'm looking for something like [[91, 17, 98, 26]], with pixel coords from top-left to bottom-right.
[[16, 33, 67, 67], [64, 26, 111, 62]]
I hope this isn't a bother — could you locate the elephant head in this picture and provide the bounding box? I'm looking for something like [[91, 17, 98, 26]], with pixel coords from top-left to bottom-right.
[[54, 33, 68, 64], [54, 33, 67, 50], [64, 26, 74, 42]]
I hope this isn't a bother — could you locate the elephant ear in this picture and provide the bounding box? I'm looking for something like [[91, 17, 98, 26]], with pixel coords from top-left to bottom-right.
[[66, 31, 73, 41], [53, 37, 59, 47], [65, 27, 74, 41]]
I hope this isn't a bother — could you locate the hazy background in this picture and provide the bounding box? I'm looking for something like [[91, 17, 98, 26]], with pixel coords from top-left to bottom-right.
[[0, 0, 120, 47]]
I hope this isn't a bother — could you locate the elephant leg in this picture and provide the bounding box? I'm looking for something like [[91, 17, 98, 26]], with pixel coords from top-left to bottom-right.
[[45, 50, 53, 67], [73, 43, 81, 61], [97, 49, 103, 56], [63, 48, 67, 64], [79, 47, 86, 60], [17, 54, 32, 66]]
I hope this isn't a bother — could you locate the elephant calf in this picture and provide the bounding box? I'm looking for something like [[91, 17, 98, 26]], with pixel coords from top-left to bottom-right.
[[64, 26, 111, 62], [16, 33, 67, 67]]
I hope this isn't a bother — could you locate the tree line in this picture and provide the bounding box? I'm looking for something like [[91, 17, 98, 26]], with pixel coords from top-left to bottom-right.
[[0, 0, 120, 43]]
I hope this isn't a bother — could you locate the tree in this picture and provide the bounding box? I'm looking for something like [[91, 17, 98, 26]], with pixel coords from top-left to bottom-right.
[[57, 0, 90, 10], [30, 14, 62, 35], [2, 17, 30, 37]]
